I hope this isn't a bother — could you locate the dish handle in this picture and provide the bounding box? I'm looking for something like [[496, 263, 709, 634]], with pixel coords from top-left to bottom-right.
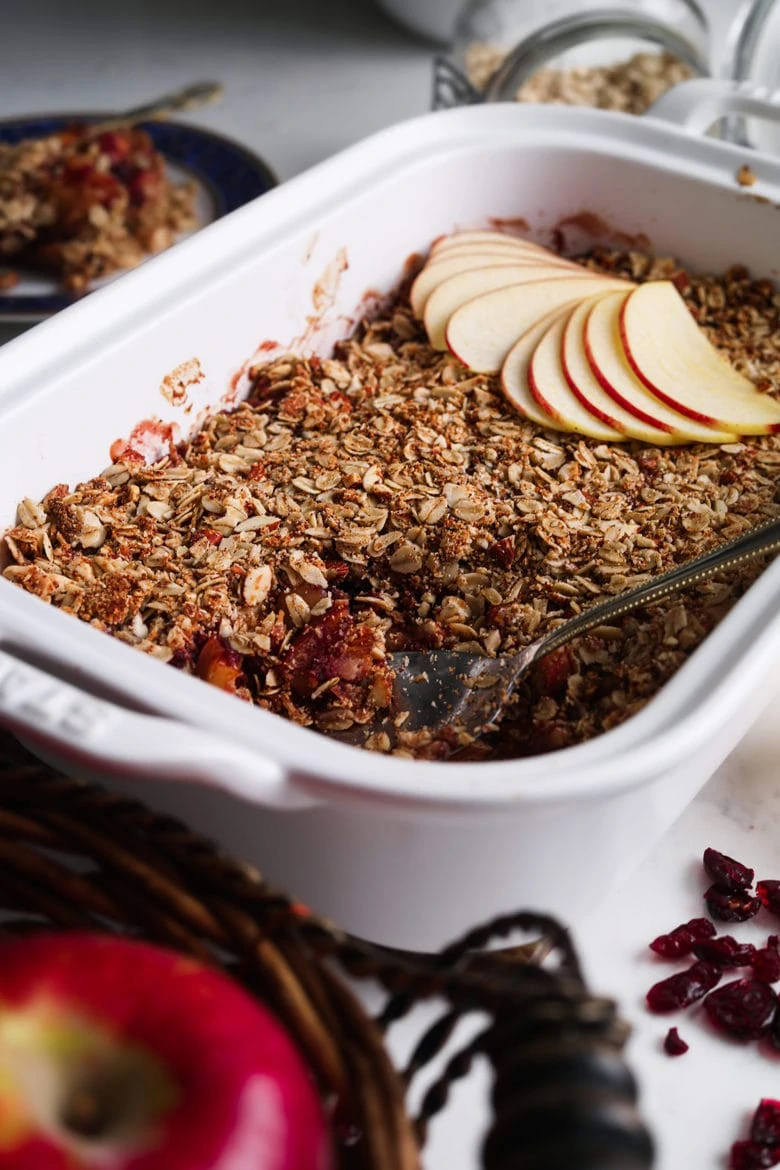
[[0, 647, 318, 811], [648, 78, 780, 136]]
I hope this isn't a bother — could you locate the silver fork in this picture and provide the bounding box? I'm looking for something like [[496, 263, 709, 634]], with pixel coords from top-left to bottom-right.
[[344, 515, 780, 746]]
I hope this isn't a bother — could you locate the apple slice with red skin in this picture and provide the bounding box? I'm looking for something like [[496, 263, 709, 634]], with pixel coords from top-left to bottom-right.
[[499, 310, 573, 429], [619, 280, 780, 434], [446, 274, 633, 373], [526, 310, 625, 441], [584, 291, 741, 443], [0, 932, 331, 1170], [562, 296, 675, 443], [424, 264, 607, 350], [410, 253, 577, 317], [564, 296, 735, 444]]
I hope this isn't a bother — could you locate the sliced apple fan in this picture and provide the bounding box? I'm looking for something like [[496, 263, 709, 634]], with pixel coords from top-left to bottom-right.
[[412, 232, 780, 442]]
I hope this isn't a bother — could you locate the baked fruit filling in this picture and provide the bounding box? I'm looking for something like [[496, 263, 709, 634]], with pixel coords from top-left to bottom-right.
[[3, 239, 780, 759]]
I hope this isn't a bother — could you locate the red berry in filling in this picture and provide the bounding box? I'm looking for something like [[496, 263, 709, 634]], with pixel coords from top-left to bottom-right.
[[650, 917, 716, 959], [694, 936, 757, 968], [647, 961, 721, 1013], [705, 885, 761, 923], [663, 1027, 689, 1056], [704, 848, 755, 892], [705, 979, 777, 1041], [731, 1142, 780, 1169], [751, 1100, 780, 1146], [532, 646, 574, 698], [753, 948, 780, 984], [757, 882, 780, 919], [96, 130, 132, 165], [128, 167, 163, 206]]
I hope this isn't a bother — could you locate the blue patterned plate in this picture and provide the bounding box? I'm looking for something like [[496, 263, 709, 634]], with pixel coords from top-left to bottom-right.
[[0, 115, 277, 322]]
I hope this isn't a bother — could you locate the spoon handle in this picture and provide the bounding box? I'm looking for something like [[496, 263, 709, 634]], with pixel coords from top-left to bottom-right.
[[94, 81, 224, 132], [528, 515, 780, 667]]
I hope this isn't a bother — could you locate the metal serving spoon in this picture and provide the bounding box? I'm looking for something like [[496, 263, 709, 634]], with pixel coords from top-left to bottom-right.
[[345, 515, 780, 747]]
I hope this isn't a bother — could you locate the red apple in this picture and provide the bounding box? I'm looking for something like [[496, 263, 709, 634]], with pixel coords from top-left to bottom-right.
[[0, 932, 331, 1170]]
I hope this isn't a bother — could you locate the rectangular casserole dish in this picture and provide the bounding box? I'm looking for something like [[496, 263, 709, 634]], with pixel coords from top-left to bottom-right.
[[1, 83, 780, 951]]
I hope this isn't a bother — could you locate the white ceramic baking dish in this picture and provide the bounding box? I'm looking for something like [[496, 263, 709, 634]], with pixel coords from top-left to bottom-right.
[[1, 81, 779, 951]]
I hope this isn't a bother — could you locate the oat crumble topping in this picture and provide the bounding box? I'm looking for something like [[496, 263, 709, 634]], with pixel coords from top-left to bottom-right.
[[3, 249, 780, 759]]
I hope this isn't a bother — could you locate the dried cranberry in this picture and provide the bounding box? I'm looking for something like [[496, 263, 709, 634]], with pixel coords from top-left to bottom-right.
[[704, 847, 755, 892], [96, 130, 132, 165], [663, 1027, 689, 1056], [693, 936, 758, 969], [195, 526, 223, 546], [650, 917, 716, 959], [753, 948, 780, 984], [758, 882, 780, 919], [646, 961, 721, 1013], [705, 979, 777, 1041], [751, 1100, 780, 1146], [128, 167, 162, 206], [489, 536, 515, 569], [705, 884, 761, 922], [731, 1141, 780, 1169]]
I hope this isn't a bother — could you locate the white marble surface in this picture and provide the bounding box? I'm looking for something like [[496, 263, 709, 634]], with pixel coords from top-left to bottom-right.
[[379, 677, 780, 1170], [2, 2, 779, 1167]]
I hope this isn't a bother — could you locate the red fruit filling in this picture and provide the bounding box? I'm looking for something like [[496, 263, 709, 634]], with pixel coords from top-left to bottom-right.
[[758, 882, 780, 919], [693, 936, 758, 969], [646, 961, 721, 1013], [663, 1027, 689, 1056], [196, 635, 246, 695], [705, 885, 761, 923], [752, 1100, 780, 1146], [96, 130, 133, 164], [532, 646, 574, 698], [704, 848, 755, 892], [731, 1141, 780, 1169], [704, 979, 777, 1041], [752, 948, 780, 984], [650, 917, 716, 959]]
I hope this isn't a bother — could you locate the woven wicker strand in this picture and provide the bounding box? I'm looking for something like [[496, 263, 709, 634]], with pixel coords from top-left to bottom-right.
[[0, 733, 654, 1170]]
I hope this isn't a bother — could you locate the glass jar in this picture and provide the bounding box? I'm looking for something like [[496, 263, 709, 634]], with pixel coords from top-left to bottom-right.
[[433, 0, 710, 113], [728, 0, 780, 152]]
